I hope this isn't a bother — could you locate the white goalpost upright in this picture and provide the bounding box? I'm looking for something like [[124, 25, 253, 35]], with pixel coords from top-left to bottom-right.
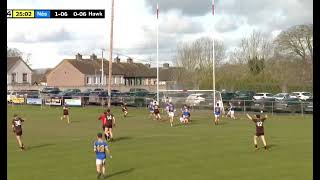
[[212, 0, 216, 110], [156, 2, 159, 103], [155, 1, 220, 110]]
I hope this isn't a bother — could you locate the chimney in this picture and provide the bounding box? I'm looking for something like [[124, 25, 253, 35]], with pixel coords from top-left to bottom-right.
[[145, 63, 151, 68], [163, 63, 169, 68], [76, 53, 82, 60], [114, 56, 120, 63], [127, 57, 133, 64], [90, 53, 97, 60]]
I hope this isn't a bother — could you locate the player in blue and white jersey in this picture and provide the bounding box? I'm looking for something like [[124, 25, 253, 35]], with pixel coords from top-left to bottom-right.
[[167, 102, 176, 127], [94, 133, 112, 179], [214, 103, 222, 125]]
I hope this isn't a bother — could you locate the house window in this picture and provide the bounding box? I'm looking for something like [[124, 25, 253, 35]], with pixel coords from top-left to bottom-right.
[[87, 77, 91, 84], [23, 73, 27, 82], [11, 73, 16, 83], [99, 76, 102, 84], [94, 76, 98, 84]]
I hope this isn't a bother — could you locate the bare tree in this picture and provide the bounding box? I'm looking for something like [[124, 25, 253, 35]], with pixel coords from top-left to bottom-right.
[[7, 47, 32, 67], [274, 24, 313, 82], [175, 37, 226, 89], [7, 47, 23, 57], [231, 31, 273, 74], [275, 24, 313, 62]]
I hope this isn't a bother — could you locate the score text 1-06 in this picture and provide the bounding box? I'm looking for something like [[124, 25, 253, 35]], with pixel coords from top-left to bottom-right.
[[7, 9, 105, 18]]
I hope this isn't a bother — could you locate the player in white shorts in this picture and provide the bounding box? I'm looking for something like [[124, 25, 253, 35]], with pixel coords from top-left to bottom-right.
[[167, 102, 176, 127]]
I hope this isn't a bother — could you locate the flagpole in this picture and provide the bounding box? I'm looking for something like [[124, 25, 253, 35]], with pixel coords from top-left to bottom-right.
[[212, 0, 216, 108], [156, 2, 159, 103]]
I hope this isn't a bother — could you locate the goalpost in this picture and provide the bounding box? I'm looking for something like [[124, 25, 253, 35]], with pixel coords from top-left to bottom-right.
[[158, 89, 224, 113], [156, 1, 218, 111]]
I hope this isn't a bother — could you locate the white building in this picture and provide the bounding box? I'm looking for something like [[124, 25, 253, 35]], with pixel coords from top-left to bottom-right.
[[7, 57, 33, 85]]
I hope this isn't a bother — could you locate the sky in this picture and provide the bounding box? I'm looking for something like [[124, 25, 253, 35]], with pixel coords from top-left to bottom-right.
[[7, 0, 313, 69]]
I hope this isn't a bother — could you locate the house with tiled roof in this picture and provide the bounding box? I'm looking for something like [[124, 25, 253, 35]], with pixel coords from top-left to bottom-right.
[[7, 57, 33, 85], [46, 53, 158, 87]]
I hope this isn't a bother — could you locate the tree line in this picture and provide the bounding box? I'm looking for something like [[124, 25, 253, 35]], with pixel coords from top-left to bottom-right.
[[174, 24, 313, 93]]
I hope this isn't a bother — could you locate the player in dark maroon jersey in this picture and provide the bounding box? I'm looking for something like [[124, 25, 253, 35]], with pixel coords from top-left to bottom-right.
[[60, 104, 70, 124], [153, 102, 161, 120], [98, 110, 109, 140], [121, 103, 128, 117], [246, 113, 268, 150], [11, 114, 26, 151], [105, 109, 116, 141]]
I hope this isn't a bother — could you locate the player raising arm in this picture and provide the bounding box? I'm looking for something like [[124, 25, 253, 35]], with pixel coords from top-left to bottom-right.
[[246, 113, 268, 151], [94, 133, 112, 179], [12, 114, 26, 151]]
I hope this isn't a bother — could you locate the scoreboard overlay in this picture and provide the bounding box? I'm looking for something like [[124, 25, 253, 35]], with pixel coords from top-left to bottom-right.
[[7, 9, 105, 18]]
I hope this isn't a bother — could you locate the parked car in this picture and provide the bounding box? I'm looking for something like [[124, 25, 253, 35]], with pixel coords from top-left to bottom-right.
[[73, 89, 92, 105], [161, 92, 190, 107], [55, 89, 81, 99], [41, 87, 61, 95], [110, 91, 124, 106], [303, 98, 313, 113], [274, 97, 302, 113], [290, 92, 312, 100], [122, 91, 156, 107], [230, 90, 255, 110], [185, 93, 207, 106], [251, 98, 276, 112], [129, 88, 149, 93], [253, 93, 273, 100], [59, 89, 81, 97], [7, 91, 18, 103], [94, 88, 105, 92], [221, 92, 237, 101], [273, 93, 290, 101], [88, 91, 108, 105]]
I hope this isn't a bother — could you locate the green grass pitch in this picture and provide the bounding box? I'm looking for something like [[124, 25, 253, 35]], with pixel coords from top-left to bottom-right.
[[7, 105, 312, 180]]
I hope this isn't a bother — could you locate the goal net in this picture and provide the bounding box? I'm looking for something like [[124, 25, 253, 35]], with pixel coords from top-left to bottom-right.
[[158, 90, 224, 112]]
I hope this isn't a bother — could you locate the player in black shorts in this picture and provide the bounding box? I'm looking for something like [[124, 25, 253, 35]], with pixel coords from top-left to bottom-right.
[[246, 113, 268, 150], [105, 109, 116, 141], [153, 102, 161, 120], [121, 103, 128, 117], [11, 114, 26, 151], [60, 104, 70, 124]]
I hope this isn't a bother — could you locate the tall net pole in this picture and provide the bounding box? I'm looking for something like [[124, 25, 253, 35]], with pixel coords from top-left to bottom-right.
[[156, 2, 159, 103], [107, 0, 114, 108], [212, 0, 216, 108]]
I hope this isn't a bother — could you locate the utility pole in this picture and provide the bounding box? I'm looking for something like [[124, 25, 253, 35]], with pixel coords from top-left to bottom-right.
[[101, 49, 104, 86], [107, 0, 114, 108]]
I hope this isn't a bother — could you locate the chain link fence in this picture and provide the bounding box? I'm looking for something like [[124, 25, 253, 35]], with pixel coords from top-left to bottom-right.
[[7, 90, 313, 116]]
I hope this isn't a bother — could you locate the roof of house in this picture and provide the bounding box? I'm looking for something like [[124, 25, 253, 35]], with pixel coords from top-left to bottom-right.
[[63, 59, 156, 78], [7, 57, 20, 71], [7, 56, 33, 72]]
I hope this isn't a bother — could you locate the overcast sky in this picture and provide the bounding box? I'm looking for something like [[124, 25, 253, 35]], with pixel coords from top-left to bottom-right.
[[7, 0, 313, 69]]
